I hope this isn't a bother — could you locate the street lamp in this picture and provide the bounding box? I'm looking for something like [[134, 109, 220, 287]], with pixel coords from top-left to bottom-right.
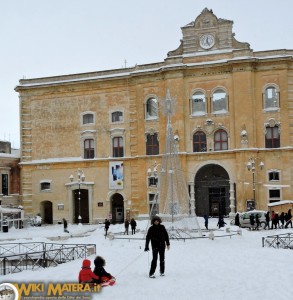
[[246, 157, 264, 209], [69, 169, 85, 225]]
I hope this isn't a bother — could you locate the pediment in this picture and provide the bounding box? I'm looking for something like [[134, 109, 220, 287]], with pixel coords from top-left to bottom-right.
[[167, 8, 250, 58]]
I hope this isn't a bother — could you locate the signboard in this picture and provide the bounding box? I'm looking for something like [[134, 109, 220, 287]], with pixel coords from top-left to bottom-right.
[[246, 200, 255, 211], [109, 161, 124, 189]]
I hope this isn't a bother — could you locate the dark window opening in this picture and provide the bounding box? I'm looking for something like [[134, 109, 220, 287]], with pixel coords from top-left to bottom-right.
[[146, 133, 159, 155]]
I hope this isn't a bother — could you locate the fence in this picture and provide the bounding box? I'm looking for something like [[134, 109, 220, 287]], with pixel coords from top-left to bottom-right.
[[0, 242, 96, 275], [262, 233, 293, 249]]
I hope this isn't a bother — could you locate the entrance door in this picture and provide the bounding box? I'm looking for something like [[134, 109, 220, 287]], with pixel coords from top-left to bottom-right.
[[41, 201, 53, 224], [194, 164, 230, 216], [111, 193, 124, 223], [209, 187, 227, 217], [115, 207, 123, 223], [73, 189, 89, 223]]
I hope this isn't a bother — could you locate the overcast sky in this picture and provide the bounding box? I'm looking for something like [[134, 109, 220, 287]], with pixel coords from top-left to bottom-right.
[[1, 0, 293, 149]]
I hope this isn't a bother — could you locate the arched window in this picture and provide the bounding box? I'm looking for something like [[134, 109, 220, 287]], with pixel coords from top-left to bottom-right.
[[214, 129, 228, 151], [113, 137, 124, 157], [82, 113, 94, 125], [265, 126, 280, 148], [193, 131, 207, 152], [212, 89, 227, 113], [146, 133, 159, 155], [264, 86, 279, 109], [145, 97, 158, 120], [191, 91, 206, 116], [84, 139, 95, 159]]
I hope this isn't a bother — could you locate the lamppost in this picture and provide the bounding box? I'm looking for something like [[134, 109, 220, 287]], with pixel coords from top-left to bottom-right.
[[69, 169, 85, 225], [246, 157, 264, 210]]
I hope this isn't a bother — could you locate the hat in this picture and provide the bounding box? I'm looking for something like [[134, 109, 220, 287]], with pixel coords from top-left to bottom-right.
[[151, 216, 162, 224]]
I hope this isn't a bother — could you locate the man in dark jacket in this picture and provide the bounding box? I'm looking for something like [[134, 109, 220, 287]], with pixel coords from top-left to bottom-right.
[[144, 216, 170, 278], [104, 219, 110, 236]]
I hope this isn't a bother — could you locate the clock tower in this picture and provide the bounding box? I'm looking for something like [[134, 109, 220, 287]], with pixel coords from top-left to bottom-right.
[[167, 8, 250, 57]]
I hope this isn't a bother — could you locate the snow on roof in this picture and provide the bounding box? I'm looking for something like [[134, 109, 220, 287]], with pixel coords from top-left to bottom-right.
[[268, 200, 293, 207], [16, 53, 293, 89], [0, 205, 22, 213]]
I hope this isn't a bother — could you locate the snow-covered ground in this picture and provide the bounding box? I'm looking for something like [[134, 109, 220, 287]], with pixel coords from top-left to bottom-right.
[[1, 218, 293, 300]]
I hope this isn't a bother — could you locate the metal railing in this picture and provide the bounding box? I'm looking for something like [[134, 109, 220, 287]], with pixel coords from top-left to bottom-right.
[[0, 242, 96, 275], [262, 233, 293, 249]]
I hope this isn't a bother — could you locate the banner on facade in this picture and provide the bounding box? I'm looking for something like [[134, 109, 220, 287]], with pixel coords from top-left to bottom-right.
[[109, 161, 123, 189]]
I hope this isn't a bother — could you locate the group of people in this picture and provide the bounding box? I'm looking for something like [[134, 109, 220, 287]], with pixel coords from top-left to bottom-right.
[[232, 208, 292, 230], [78, 255, 115, 287], [124, 218, 137, 235], [103, 218, 138, 236], [266, 209, 292, 229]]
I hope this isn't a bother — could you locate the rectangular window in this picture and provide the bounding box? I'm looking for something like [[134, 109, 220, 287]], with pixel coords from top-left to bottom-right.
[[83, 114, 94, 124], [148, 177, 158, 187], [113, 137, 124, 157], [2, 174, 8, 195], [146, 133, 159, 155], [41, 182, 51, 191], [112, 111, 123, 122], [265, 126, 280, 148], [84, 139, 95, 159], [269, 171, 280, 181], [269, 189, 281, 202]]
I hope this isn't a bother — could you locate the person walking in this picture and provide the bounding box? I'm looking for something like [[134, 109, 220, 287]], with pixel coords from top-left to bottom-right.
[[270, 211, 276, 229], [279, 212, 285, 228], [255, 214, 260, 230], [63, 218, 69, 233], [249, 214, 255, 230], [104, 219, 110, 236], [124, 219, 130, 235], [144, 216, 170, 278], [234, 213, 240, 227], [130, 218, 137, 235], [273, 212, 280, 229], [203, 215, 209, 230], [217, 216, 226, 228], [264, 211, 270, 230], [285, 209, 292, 228]]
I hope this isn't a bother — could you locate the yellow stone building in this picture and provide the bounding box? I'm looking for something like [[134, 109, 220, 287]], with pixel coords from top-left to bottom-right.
[[15, 8, 293, 224]]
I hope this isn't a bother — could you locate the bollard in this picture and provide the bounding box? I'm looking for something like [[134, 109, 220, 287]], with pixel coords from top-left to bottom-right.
[[226, 227, 230, 233], [108, 233, 115, 240], [237, 228, 242, 236], [209, 231, 215, 240]]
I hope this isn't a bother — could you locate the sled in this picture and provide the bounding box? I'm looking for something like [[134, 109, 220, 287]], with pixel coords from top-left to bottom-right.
[[101, 277, 116, 287]]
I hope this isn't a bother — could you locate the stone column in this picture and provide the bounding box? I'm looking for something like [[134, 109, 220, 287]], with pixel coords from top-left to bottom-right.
[[229, 181, 236, 218], [188, 181, 196, 215]]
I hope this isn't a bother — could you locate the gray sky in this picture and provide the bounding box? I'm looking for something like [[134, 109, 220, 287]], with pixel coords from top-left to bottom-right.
[[1, 0, 293, 149]]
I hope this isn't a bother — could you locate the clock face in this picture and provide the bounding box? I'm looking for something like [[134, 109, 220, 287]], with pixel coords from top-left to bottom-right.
[[200, 34, 215, 49]]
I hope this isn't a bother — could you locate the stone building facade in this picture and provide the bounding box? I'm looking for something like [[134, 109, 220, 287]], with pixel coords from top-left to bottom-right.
[[15, 8, 293, 224]]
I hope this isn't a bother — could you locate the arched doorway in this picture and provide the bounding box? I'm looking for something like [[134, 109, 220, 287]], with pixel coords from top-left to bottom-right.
[[195, 164, 230, 217], [40, 201, 53, 224], [73, 189, 89, 223], [111, 193, 124, 224]]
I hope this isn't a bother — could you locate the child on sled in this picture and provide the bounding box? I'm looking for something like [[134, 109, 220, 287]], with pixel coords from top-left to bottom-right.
[[78, 259, 99, 287], [93, 256, 116, 287]]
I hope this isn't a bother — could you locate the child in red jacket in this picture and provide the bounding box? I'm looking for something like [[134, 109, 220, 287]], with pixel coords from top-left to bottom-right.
[[78, 259, 99, 283]]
